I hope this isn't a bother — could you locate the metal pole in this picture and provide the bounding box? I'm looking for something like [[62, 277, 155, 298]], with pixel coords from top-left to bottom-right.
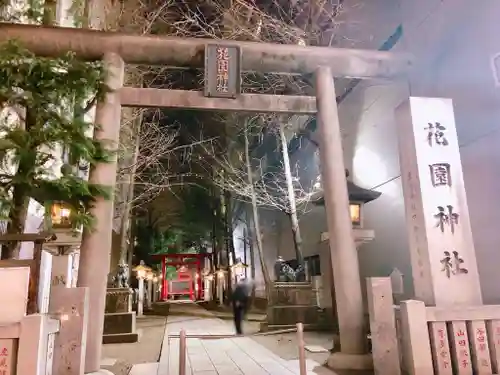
[[77, 52, 124, 373], [296, 323, 307, 375], [179, 329, 186, 375], [315, 66, 365, 354]]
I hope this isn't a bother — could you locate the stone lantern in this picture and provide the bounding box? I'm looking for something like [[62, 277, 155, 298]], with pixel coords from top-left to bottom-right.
[[310, 170, 381, 317], [312, 170, 381, 246], [44, 201, 82, 255], [42, 201, 82, 289]]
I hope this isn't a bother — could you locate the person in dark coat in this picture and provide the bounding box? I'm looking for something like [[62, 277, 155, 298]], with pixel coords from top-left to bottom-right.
[[231, 278, 253, 335]]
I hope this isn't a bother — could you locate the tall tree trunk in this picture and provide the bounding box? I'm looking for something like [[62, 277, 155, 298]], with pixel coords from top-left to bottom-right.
[[43, 0, 57, 25], [244, 124, 271, 297], [211, 185, 220, 301], [278, 121, 305, 281], [245, 209, 257, 302], [119, 121, 141, 264], [2, 186, 30, 259], [2, 110, 36, 259], [221, 186, 232, 300], [226, 191, 237, 296]]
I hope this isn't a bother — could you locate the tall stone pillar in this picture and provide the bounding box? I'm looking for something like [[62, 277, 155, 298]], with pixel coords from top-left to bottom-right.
[[77, 53, 124, 373], [396, 97, 482, 306], [315, 67, 367, 362]]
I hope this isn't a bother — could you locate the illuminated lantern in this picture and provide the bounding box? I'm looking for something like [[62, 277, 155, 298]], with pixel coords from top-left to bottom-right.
[[50, 201, 73, 228]]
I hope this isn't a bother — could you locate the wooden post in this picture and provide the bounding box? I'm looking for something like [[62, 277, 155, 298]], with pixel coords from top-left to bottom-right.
[[367, 277, 401, 375], [400, 300, 433, 375], [315, 65, 365, 354], [296, 323, 307, 375], [179, 329, 186, 375], [76, 52, 124, 373]]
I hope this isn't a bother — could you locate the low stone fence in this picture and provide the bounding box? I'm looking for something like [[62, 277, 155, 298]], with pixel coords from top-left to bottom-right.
[[368, 277, 500, 375], [265, 282, 330, 330], [0, 263, 89, 375]]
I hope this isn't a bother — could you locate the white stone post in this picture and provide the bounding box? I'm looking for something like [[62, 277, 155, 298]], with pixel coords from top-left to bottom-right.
[[217, 274, 224, 306], [204, 278, 212, 302], [17, 314, 60, 375], [138, 278, 144, 317], [77, 52, 124, 373], [49, 287, 89, 375], [147, 278, 153, 309], [51, 254, 73, 287], [367, 278, 401, 375], [315, 67, 366, 356], [396, 97, 482, 306]]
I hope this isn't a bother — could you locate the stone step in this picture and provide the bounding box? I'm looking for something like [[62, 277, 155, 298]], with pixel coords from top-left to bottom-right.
[[102, 332, 139, 344], [103, 312, 136, 335]]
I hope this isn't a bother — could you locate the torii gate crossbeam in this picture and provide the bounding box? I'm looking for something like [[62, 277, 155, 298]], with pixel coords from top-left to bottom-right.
[[0, 23, 412, 78]]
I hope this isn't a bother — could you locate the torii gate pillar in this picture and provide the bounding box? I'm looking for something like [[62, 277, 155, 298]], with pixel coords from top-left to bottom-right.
[[77, 53, 125, 374], [316, 66, 372, 369]]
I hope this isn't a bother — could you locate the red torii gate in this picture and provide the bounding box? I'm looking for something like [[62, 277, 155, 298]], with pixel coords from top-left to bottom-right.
[[151, 253, 210, 301]]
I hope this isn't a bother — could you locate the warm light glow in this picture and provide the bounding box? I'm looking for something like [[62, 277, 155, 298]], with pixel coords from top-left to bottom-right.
[[153, 276, 158, 283], [350, 203, 361, 225], [51, 202, 72, 227], [146, 271, 154, 281], [217, 270, 224, 278], [136, 269, 146, 279], [205, 274, 214, 281], [133, 262, 152, 280]]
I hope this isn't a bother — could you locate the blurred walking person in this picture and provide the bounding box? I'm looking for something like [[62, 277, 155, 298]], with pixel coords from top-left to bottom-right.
[[231, 278, 253, 335]]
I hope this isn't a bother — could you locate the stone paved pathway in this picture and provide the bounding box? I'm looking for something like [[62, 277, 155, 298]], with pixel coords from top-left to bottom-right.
[[158, 303, 337, 375]]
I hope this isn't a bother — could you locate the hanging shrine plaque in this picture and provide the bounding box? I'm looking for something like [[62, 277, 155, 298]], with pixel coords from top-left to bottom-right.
[[204, 44, 241, 99]]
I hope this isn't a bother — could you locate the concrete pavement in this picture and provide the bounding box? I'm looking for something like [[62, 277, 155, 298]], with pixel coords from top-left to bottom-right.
[[157, 302, 337, 375]]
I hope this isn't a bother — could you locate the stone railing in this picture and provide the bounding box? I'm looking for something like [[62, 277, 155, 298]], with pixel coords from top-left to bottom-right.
[[367, 277, 500, 375], [265, 282, 322, 330], [0, 265, 89, 375]]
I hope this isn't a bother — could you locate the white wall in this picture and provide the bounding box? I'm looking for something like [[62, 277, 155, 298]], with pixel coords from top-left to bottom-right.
[[246, 0, 500, 306], [347, 0, 500, 303]]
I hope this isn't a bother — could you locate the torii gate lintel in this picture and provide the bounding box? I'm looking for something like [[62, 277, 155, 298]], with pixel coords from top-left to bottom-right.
[[0, 22, 412, 79]]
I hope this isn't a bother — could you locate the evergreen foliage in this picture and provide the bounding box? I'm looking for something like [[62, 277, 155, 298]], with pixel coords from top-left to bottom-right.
[[0, 41, 113, 257]]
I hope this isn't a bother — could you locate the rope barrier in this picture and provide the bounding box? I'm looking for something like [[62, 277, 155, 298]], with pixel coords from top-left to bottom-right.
[[169, 327, 297, 339], [175, 324, 307, 375]]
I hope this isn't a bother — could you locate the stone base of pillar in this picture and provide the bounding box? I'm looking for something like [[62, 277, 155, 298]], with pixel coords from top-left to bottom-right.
[[326, 352, 373, 371]]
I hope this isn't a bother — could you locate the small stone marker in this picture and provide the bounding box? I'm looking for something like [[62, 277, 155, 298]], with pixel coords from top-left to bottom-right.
[[389, 268, 404, 295], [38, 250, 53, 313], [0, 339, 18, 375], [0, 267, 30, 324]]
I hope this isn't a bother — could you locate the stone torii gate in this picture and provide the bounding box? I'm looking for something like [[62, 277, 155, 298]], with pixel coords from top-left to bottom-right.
[[0, 23, 411, 374]]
